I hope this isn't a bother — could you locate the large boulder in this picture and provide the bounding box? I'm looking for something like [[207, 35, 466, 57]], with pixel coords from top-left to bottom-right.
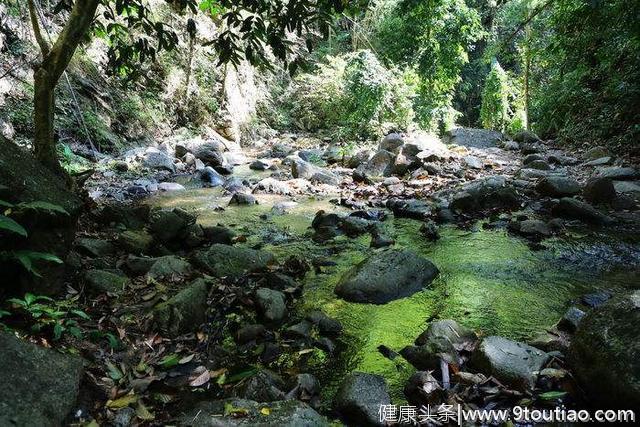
[[193, 244, 275, 277], [597, 166, 637, 180], [0, 332, 83, 426], [153, 278, 210, 336], [178, 398, 329, 426], [334, 372, 391, 427], [583, 177, 617, 204], [536, 176, 581, 197], [335, 249, 439, 304], [291, 159, 340, 185], [570, 290, 640, 409], [354, 150, 395, 181], [0, 142, 83, 295], [255, 288, 287, 324], [450, 176, 520, 213], [142, 148, 175, 172], [552, 197, 612, 224], [469, 336, 549, 390]]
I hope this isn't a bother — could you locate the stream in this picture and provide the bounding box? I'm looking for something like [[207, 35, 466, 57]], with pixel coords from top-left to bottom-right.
[[150, 165, 640, 405]]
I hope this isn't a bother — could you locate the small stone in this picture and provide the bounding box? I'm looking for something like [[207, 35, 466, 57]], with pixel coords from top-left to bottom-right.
[[419, 221, 440, 241], [84, 269, 129, 294], [118, 230, 153, 254], [597, 166, 637, 180], [255, 288, 287, 324], [146, 256, 191, 279], [334, 372, 391, 427], [557, 306, 586, 333], [74, 238, 115, 257], [157, 182, 185, 192], [229, 192, 258, 205]]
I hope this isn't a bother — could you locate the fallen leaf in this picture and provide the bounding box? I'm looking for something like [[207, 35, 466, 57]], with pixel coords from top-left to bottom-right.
[[106, 393, 138, 409], [190, 369, 211, 387], [260, 407, 271, 416], [136, 402, 155, 421], [179, 354, 195, 364]]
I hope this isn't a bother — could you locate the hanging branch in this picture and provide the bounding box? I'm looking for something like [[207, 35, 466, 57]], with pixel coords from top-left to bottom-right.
[[27, 0, 50, 56], [499, 0, 554, 51]]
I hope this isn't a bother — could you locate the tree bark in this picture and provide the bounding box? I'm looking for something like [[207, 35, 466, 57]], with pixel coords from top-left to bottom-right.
[[29, 0, 100, 175]]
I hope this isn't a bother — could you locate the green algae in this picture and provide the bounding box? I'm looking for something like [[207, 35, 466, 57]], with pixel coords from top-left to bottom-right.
[[149, 187, 635, 404]]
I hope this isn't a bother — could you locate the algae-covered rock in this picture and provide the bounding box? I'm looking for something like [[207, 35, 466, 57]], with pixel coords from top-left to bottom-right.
[[153, 278, 210, 336], [117, 230, 153, 254], [84, 269, 129, 294], [334, 372, 391, 427], [335, 249, 439, 304], [193, 244, 274, 277], [146, 255, 192, 279], [570, 290, 640, 409], [0, 331, 83, 426], [255, 288, 287, 324]]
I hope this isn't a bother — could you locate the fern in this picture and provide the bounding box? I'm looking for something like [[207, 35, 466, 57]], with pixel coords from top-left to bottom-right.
[[0, 215, 28, 237], [17, 201, 69, 215]]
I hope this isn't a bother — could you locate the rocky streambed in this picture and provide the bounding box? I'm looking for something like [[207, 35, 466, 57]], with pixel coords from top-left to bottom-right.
[[3, 128, 640, 425]]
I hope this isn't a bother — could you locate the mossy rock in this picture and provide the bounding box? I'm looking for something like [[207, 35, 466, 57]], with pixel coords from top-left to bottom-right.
[[153, 278, 210, 337], [192, 244, 275, 278]]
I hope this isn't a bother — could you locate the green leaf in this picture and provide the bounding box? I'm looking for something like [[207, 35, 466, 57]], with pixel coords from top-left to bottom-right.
[[0, 310, 10, 318], [71, 309, 91, 320], [105, 361, 124, 380], [539, 391, 567, 401], [53, 323, 64, 340], [0, 215, 27, 237], [159, 354, 180, 369], [18, 201, 69, 215], [0, 200, 14, 208]]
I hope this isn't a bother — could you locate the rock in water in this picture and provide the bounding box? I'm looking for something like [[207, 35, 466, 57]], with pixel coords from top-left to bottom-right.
[[0, 332, 83, 426], [179, 398, 329, 426], [469, 336, 549, 390], [335, 249, 439, 304], [570, 290, 640, 409], [193, 244, 274, 277], [334, 372, 391, 426]]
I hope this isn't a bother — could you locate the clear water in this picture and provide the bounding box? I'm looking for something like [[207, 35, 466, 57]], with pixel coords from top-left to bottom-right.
[[151, 182, 639, 402]]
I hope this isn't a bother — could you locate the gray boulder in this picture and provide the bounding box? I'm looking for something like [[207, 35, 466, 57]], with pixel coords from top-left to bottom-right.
[[334, 372, 391, 427], [74, 237, 115, 257], [147, 255, 192, 279], [513, 130, 540, 144], [84, 269, 129, 294], [178, 399, 328, 426], [450, 176, 520, 213], [255, 288, 287, 324], [583, 177, 616, 204], [292, 159, 340, 185], [597, 166, 637, 180], [229, 193, 258, 205], [470, 336, 549, 390], [149, 208, 192, 243], [153, 278, 210, 336], [536, 176, 581, 197], [570, 290, 640, 409], [0, 332, 83, 426], [117, 230, 153, 254], [335, 249, 439, 304], [355, 150, 395, 181], [193, 244, 274, 277], [142, 149, 175, 172], [379, 133, 405, 153], [552, 197, 612, 224], [584, 146, 609, 160], [445, 128, 502, 148], [194, 144, 225, 167]]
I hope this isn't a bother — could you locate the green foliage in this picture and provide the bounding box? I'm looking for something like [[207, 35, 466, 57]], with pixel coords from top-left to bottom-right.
[[288, 50, 415, 139], [480, 61, 511, 131], [0, 200, 66, 276], [373, 0, 483, 130], [5, 293, 88, 340]]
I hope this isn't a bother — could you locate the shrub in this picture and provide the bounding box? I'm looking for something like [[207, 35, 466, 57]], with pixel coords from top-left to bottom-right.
[[480, 61, 512, 131]]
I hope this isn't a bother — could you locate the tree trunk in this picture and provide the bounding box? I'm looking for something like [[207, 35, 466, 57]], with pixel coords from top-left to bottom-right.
[[33, 67, 63, 174]]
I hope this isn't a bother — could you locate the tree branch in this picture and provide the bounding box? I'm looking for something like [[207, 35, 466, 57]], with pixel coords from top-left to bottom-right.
[[43, 0, 100, 83], [500, 0, 554, 51], [27, 0, 50, 56]]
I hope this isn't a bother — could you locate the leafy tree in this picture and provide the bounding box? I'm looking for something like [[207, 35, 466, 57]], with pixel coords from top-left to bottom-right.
[[26, 0, 358, 175], [480, 60, 511, 131]]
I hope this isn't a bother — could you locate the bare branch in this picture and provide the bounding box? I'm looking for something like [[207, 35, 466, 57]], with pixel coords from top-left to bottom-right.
[[27, 0, 50, 56]]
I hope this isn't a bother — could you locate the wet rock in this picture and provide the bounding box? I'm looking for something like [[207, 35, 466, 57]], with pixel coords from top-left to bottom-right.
[[552, 197, 612, 225], [270, 142, 295, 158], [178, 398, 328, 426], [272, 201, 298, 215], [314, 336, 336, 353], [370, 232, 395, 248], [124, 255, 156, 275], [557, 306, 586, 333], [158, 182, 185, 192], [74, 237, 115, 257], [117, 230, 153, 254], [570, 290, 640, 409], [597, 166, 637, 180], [286, 373, 320, 406], [581, 290, 612, 308], [214, 164, 234, 175], [340, 216, 372, 237], [334, 372, 391, 427], [201, 225, 236, 245], [469, 336, 549, 390], [153, 278, 210, 336], [229, 193, 258, 205], [0, 332, 83, 426], [450, 176, 520, 213], [199, 166, 225, 187], [529, 330, 570, 353], [419, 221, 440, 241], [387, 198, 433, 220], [142, 148, 175, 172], [536, 176, 581, 197], [335, 249, 439, 304], [404, 371, 444, 407], [306, 310, 343, 336], [613, 180, 640, 195], [584, 146, 609, 160], [147, 255, 191, 279], [292, 159, 340, 185], [193, 244, 275, 277], [583, 177, 616, 204], [239, 370, 286, 402], [84, 269, 129, 294], [255, 288, 287, 324], [416, 319, 478, 348], [513, 130, 540, 144], [523, 154, 544, 165], [511, 219, 552, 238], [285, 320, 313, 339], [249, 159, 270, 171], [236, 324, 266, 344]]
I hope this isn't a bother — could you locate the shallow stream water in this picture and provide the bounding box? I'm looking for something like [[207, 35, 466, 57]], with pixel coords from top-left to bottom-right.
[[152, 169, 640, 403]]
